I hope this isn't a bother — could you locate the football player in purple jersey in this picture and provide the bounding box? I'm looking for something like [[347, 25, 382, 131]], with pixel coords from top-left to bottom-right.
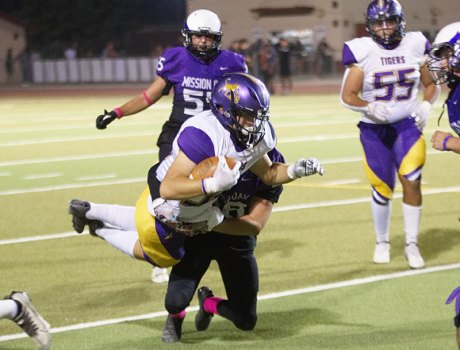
[[68, 73, 324, 271], [429, 22, 460, 155], [95, 9, 247, 160], [161, 148, 284, 343], [340, 0, 439, 269], [95, 9, 247, 282]]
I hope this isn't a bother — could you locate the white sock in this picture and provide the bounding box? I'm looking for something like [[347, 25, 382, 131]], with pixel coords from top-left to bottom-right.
[[96, 228, 139, 258], [371, 200, 392, 243], [0, 299, 19, 320], [402, 202, 422, 245], [87, 203, 136, 231]]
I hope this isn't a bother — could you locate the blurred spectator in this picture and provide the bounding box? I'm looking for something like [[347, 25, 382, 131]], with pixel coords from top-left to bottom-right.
[[64, 42, 78, 59], [228, 40, 241, 53], [102, 41, 118, 58], [16, 48, 33, 85], [315, 38, 333, 77], [258, 42, 276, 94], [5, 48, 14, 83], [277, 38, 293, 95], [239, 39, 254, 75]]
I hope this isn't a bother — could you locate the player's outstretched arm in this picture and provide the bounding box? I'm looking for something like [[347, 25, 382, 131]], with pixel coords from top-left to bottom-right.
[[250, 154, 324, 186], [95, 76, 167, 130]]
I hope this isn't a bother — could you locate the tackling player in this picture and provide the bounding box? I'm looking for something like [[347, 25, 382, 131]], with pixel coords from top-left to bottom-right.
[[95, 9, 247, 283], [161, 148, 285, 342], [340, 0, 439, 269], [68, 73, 324, 269]]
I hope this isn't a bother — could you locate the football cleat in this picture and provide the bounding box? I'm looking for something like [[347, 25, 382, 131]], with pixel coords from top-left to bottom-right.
[[151, 267, 169, 284], [6, 291, 51, 350], [161, 315, 184, 343], [373, 242, 390, 264], [405, 243, 425, 269], [195, 286, 214, 331], [68, 199, 91, 234], [87, 219, 104, 237]]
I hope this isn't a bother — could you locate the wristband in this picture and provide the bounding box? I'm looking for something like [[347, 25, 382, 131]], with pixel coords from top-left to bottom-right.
[[143, 91, 154, 105], [442, 135, 453, 151], [113, 107, 123, 119], [201, 179, 208, 195], [454, 313, 460, 328]]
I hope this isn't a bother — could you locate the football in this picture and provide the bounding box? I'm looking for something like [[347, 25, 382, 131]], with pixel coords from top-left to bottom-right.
[[190, 156, 237, 180]]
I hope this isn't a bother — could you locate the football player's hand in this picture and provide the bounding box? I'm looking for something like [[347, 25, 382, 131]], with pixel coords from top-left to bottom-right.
[[202, 156, 241, 194], [96, 109, 117, 129], [411, 101, 432, 132], [367, 102, 389, 124], [446, 286, 460, 315], [288, 157, 324, 179]]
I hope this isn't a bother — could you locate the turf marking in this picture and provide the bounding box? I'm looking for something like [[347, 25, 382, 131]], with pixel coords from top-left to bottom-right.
[[1, 262, 459, 342]]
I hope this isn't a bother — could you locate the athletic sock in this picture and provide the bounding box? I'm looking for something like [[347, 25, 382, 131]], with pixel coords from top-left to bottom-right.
[[204, 297, 224, 315], [371, 199, 392, 243], [0, 299, 19, 320], [95, 228, 139, 258], [87, 203, 136, 231], [402, 202, 422, 245]]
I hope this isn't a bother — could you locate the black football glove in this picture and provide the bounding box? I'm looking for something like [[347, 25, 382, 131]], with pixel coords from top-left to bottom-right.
[[96, 109, 117, 129]]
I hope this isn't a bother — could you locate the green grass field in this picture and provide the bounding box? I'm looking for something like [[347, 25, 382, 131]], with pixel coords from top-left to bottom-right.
[[0, 87, 459, 349]]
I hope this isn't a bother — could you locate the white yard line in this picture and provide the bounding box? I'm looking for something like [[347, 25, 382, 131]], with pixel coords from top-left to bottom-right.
[[76, 174, 117, 181], [24, 172, 62, 180], [0, 150, 156, 167], [0, 131, 158, 147], [0, 177, 145, 196], [1, 262, 459, 342]]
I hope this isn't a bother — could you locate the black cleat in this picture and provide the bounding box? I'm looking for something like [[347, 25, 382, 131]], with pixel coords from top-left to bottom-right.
[[68, 199, 91, 234], [88, 220, 104, 237], [161, 315, 184, 343], [195, 286, 214, 331]]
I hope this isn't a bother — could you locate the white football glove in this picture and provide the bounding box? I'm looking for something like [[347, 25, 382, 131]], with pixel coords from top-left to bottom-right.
[[287, 157, 325, 179], [202, 156, 241, 195], [411, 101, 432, 132], [366, 102, 389, 124]]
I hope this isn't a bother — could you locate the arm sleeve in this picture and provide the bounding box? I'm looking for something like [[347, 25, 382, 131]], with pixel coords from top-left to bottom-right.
[[177, 126, 216, 164]]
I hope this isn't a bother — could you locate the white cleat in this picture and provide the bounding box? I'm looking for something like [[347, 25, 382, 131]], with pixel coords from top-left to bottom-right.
[[151, 267, 169, 284], [7, 291, 51, 350], [405, 243, 425, 269], [373, 242, 390, 264]]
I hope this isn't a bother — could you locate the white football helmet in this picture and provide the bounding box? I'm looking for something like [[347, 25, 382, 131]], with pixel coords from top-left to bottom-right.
[[428, 22, 460, 85], [182, 9, 222, 61]]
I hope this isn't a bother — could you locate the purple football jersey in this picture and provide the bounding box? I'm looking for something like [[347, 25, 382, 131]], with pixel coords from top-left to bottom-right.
[[156, 47, 247, 124], [447, 84, 460, 136]]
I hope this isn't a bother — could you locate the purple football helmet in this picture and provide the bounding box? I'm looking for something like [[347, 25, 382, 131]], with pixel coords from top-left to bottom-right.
[[210, 73, 270, 147], [182, 9, 222, 61], [365, 0, 405, 49]]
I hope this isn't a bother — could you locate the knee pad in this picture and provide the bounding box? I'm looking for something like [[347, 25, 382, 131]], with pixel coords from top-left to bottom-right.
[[164, 291, 190, 315], [372, 189, 390, 205], [403, 168, 422, 182], [233, 314, 257, 331]]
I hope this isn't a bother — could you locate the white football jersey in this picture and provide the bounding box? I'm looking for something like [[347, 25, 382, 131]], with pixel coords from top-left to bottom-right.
[[343, 32, 429, 123], [153, 109, 277, 223]]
